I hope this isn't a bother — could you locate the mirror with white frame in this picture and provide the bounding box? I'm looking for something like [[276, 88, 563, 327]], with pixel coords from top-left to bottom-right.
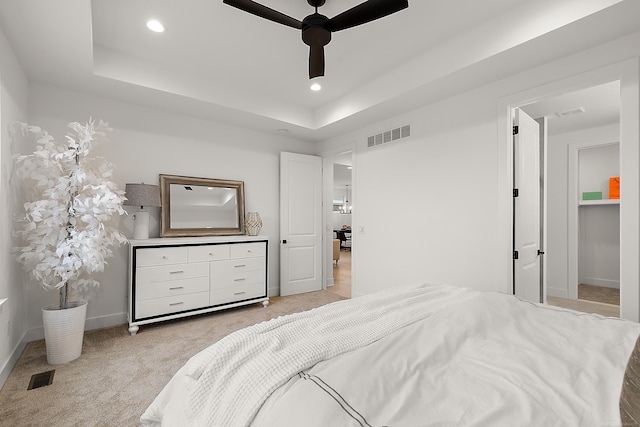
[[160, 174, 245, 237]]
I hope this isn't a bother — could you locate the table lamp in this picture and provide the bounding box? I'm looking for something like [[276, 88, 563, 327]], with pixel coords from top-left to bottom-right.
[[124, 183, 161, 239]]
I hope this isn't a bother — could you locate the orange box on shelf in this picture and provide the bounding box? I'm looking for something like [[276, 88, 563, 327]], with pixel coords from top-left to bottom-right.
[[609, 176, 620, 199]]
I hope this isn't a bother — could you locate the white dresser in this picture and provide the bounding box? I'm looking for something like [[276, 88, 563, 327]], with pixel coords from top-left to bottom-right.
[[128, 236, 268, 335]]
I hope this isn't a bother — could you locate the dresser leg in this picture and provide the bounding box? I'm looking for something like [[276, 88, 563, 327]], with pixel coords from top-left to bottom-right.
[[262, 299, 269, 308], [128, 325, 139, 336]]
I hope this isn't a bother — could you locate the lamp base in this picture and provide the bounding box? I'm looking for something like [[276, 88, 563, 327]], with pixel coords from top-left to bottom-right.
[[133, 211, 150, 240]]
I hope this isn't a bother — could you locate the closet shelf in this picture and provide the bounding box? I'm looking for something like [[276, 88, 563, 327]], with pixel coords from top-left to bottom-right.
[[579, 199, 620, 206]]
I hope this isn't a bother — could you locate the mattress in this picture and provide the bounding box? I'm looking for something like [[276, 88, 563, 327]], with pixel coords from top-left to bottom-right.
[[141, 283, 640, 427]]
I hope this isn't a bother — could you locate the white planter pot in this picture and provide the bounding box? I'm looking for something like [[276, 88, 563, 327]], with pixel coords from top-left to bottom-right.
[[42, 301, 87, 365]]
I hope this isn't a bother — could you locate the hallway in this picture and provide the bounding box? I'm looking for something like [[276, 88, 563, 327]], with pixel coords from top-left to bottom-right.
[[328, 249, 351, 299]]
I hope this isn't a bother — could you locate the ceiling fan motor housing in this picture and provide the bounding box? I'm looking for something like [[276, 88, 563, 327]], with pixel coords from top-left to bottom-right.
[[302, 13, 331, 47]]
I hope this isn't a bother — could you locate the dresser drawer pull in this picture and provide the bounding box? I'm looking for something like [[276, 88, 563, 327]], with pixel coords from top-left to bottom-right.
[[234, 264, 246, 268], [234, 278, 246, 282], [169, 302, 184, 306], [169, 286, 184, 290], [233, 291, 246, 296], [169, 270, 184, 274]]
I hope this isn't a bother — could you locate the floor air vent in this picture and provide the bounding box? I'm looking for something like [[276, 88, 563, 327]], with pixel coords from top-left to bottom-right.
[[28, 370, 55, 390], [367, 124, 410, 148]]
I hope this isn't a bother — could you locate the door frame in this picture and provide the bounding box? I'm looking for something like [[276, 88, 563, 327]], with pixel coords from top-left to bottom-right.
[[497, 58, 639, 321], [321, 146, 356, 296], [567, 139, 620, 300]]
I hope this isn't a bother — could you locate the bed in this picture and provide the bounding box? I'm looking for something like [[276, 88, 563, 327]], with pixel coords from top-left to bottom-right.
[[140, 283, 640, 427]]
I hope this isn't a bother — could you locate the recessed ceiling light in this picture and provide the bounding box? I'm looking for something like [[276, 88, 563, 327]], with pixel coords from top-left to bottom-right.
[[146, 19, 165, 33], [309, 77, 323, 91]]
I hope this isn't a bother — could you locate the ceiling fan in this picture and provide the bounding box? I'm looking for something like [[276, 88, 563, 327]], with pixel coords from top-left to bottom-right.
[[222, 0, 409, 79]]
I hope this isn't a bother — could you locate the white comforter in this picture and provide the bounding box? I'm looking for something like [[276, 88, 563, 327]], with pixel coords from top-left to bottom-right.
[[141, 283, 640, 427]]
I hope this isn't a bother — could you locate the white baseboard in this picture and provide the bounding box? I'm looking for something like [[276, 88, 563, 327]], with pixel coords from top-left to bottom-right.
[[547, 286, 569, 299], [26, 312, 128, 342], [0, 331, 27, 390], [580, 277, 620, 289]]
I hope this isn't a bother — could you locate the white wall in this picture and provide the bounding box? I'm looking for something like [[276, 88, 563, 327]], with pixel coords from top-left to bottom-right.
[[352, 88, 502, 295], [579, 144, 619, 199], [23, 83, 316, 340], [318, 31, 640, 307], [0, 23, 29, 387]]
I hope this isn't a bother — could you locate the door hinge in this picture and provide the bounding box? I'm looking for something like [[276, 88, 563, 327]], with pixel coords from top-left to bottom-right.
[[513, 125, 519, 135], [513, 250, 519, 260], [537, 250, 545, 256], [513, 188, 519, 197]]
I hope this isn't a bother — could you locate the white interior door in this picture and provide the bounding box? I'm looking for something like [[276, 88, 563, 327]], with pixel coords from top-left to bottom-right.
[[280, 152, 323, 296], [513, 108, 542, 302]]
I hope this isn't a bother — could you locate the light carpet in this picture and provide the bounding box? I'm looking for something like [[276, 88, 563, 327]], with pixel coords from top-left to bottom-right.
[[578, 283, 620, 306], [0, 290, 345, 427]]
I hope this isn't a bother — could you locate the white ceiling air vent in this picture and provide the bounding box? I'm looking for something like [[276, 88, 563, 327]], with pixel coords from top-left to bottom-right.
[[555, 107, 585, 118], [367, 124, 410, 148]]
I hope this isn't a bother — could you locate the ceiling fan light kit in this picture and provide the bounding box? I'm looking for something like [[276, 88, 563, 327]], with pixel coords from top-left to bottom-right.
[[222, 0, 409, 79]]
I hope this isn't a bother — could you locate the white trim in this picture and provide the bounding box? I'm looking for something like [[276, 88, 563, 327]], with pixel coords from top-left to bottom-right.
[[321, 143, 357, 296], [618, 57, 640, 322], [0, 332, 27, 390], [567, 139, 619, 301], [547, 286, 569, 299], [581, 277, 620, 289]]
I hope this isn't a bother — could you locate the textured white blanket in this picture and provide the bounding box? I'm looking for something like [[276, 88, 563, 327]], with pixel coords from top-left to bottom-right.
[[142, 283, 640, 426], [141, 283, 475, 426]]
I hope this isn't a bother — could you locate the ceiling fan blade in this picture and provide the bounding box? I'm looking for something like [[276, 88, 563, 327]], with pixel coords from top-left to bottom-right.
[[309, 46, 325, 79], [223, 0, 303, 30], [328, 0, 408, 32]]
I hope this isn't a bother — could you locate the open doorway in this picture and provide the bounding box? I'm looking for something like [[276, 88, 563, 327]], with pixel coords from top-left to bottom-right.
[[327, 152, 352, 299], [518, 81, 620, 317]]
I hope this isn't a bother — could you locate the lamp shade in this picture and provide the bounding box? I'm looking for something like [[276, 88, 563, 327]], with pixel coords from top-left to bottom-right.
[[124, 183, 161, 208]]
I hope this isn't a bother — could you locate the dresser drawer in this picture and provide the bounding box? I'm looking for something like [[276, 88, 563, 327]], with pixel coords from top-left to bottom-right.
[[136, 247, 188, 267], [210, 270, 265, 290], [210, 257, 265, 275], [136, 291, 210, 319], [136, 276, 209, 301], [136, 262, 209, 284], [188, 244, 230, 263], [210, 283, 265, 306], [230, 242, 266, 259]]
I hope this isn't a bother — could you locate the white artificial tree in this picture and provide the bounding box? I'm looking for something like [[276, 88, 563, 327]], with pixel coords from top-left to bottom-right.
[[13, 119, 128, 309]]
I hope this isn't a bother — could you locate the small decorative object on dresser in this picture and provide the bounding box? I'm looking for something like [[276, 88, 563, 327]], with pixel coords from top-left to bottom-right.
[[245, 212, 262, 236], [128, 235, 269, 335]]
